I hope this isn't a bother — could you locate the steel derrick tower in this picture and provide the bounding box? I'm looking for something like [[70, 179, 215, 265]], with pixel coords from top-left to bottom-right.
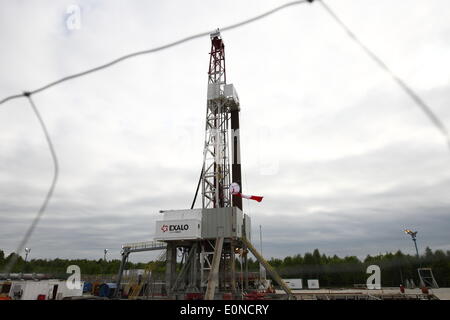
[[201, 29, 241, 210], [115, 29, 293, 301]]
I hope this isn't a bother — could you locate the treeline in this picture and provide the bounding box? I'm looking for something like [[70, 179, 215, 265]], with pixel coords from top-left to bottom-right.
[[0, 250, 147, 278], [1, 247, 449, 287], [256, 247, 450, 287]]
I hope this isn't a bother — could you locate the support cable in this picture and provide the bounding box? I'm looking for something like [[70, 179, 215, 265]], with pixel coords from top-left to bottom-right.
[[2, 93, 59, 274], [0, 0, 309, 106], [319, 0, 450, 150], [190, 167, 203, 209]]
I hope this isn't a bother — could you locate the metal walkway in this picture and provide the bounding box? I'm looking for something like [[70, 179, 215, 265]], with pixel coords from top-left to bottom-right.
[[122, 241, 167, 253], [115, 240, 167, 298]]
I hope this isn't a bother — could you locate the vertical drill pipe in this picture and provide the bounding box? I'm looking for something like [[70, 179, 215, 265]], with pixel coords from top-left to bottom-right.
[[231, 110, 242, 210]]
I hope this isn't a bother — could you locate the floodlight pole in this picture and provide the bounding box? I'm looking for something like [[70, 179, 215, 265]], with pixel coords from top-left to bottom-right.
[[20, 248, 31, 279], [24, 248, 31, 264], [405, 230, 419, 258], [411, 236, 419, 259]]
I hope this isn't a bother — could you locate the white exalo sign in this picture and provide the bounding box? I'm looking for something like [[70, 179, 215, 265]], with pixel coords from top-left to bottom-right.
[[154, 219, 201, 240]]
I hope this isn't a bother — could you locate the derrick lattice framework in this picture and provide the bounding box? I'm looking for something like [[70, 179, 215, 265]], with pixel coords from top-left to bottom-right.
[[202, 30, 232, 209], [114, 30, 294, 301]]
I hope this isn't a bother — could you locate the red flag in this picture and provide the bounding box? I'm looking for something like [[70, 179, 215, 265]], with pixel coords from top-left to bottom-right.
[[230, 183, 263, 202], [235, 192, 263, 202]]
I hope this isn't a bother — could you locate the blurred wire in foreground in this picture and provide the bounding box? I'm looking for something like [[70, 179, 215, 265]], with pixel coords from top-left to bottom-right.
[[319, 0, 450, 150], [2, 94, 59, 274], [0, 0, 309, 106]]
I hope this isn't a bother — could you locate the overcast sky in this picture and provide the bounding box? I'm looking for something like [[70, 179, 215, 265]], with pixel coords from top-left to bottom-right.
[[1, 0, 449, 263]]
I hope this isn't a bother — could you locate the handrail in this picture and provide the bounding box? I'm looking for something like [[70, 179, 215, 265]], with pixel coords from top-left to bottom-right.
[[122, 241, 167, 252]]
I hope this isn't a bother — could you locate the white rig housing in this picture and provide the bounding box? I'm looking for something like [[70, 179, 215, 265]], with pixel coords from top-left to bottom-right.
[[154, 208, 251, 241]]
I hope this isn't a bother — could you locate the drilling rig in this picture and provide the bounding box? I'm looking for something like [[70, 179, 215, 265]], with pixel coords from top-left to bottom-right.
[[115, 29, 293, 300]]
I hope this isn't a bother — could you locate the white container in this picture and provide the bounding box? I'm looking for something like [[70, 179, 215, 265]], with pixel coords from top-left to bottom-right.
[[161, 209, 202, 221], [154, 219, 202, 241], [283, 278, 302, 289], [9, 281, 49, 300], [123, 269, 145, 277], [201, 207, 243, 239], [307, 279, 320, 289], [8, 280, 84, 300], [50, 279, 84, 299]]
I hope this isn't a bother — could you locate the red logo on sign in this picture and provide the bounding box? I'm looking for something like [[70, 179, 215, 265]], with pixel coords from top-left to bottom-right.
[[161, 225, 169, 232]]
